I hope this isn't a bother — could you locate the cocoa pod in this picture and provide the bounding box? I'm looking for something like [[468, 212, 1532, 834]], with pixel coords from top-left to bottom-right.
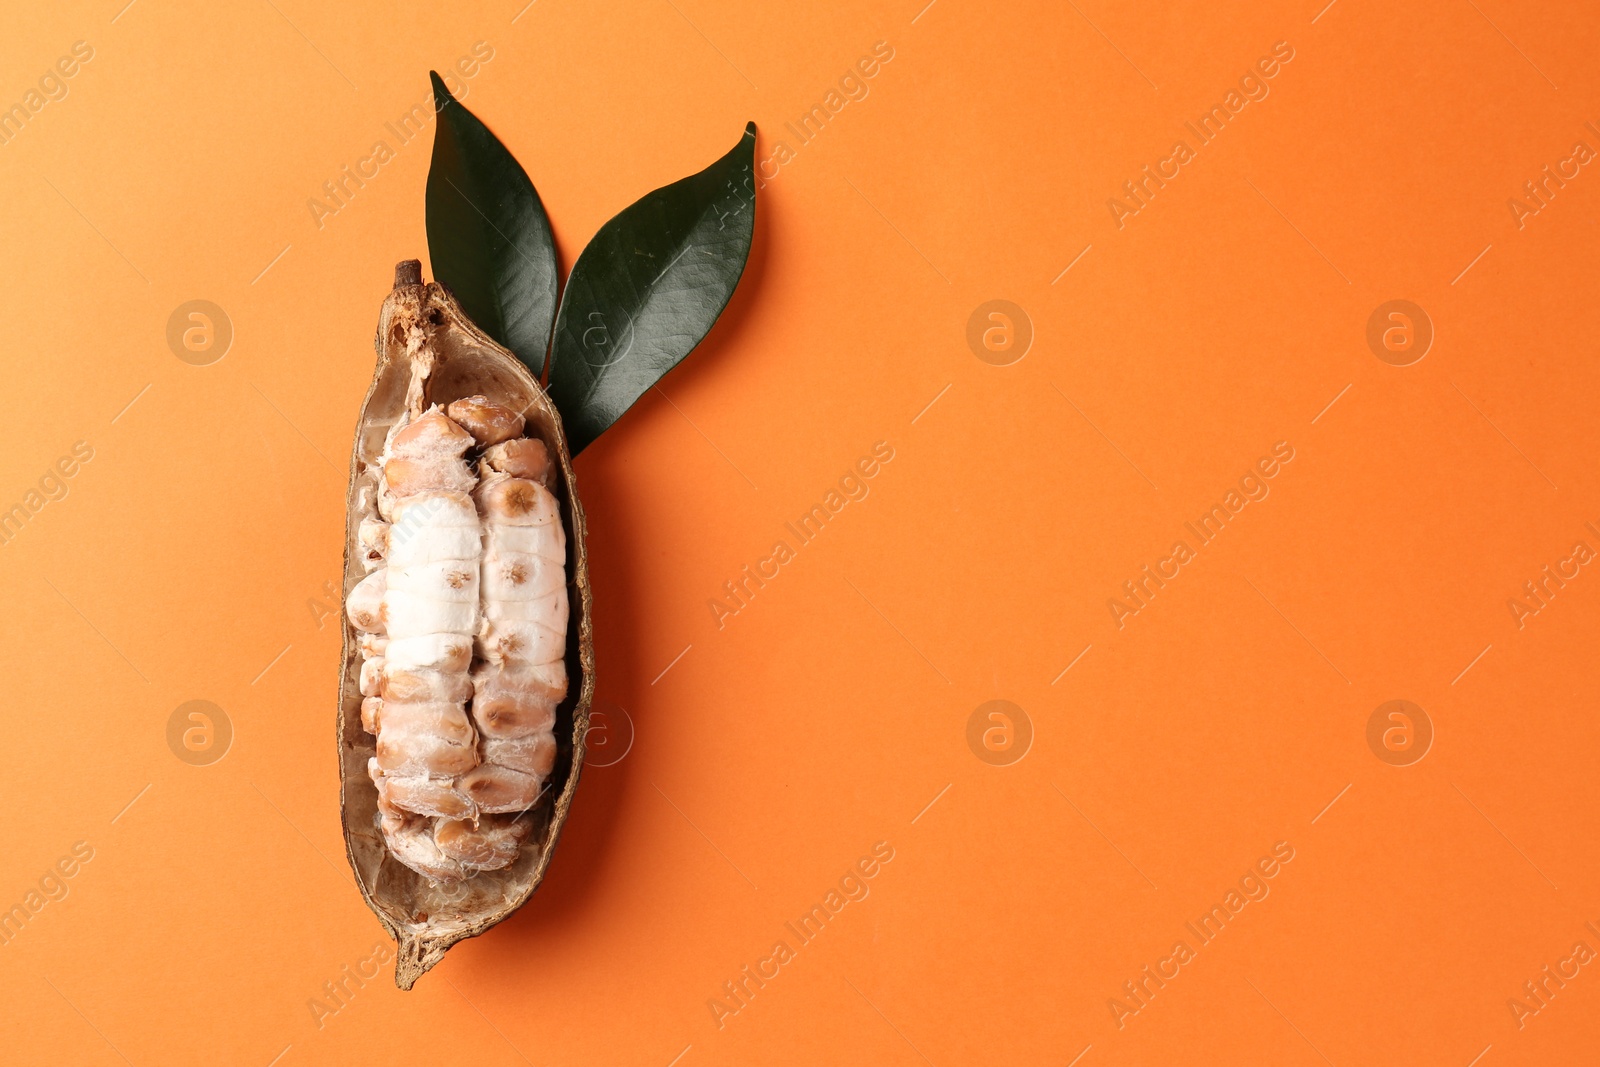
[[338, 259, 594, 989]]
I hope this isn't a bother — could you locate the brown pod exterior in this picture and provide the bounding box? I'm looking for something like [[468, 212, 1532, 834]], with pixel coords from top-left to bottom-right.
[[337, 260, 594, 990]]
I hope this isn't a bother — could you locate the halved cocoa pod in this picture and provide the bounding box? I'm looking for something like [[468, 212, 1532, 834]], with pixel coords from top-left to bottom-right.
[[338, 260, 594, 990]]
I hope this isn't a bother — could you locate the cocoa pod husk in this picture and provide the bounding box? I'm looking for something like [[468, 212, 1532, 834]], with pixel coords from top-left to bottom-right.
[[337, 259, 594, 989]]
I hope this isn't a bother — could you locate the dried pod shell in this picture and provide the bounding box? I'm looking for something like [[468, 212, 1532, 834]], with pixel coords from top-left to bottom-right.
[[338, 260, 594, 990]]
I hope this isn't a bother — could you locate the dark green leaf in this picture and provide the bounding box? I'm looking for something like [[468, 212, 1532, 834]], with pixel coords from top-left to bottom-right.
[[547, 122, 757, 453], [425, 71, 559, 378]]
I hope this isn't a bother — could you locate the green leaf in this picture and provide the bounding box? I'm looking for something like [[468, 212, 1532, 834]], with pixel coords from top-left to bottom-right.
[[547, 122, 757, 453], [425, 71, 559, 378]]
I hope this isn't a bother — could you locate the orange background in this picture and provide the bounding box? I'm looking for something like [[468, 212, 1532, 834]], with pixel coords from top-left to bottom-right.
[[3, 0, 1599, 1063]]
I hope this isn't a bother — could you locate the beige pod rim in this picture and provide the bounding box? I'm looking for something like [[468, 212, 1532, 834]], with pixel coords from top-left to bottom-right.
[[337, 259, 594, 990]]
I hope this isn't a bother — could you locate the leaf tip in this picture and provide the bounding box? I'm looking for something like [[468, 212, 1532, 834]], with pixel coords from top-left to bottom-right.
[[429, 70, 453, 107]]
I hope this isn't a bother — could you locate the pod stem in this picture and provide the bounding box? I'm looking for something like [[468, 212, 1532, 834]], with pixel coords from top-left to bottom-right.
[[394, 259, 424, 287]]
